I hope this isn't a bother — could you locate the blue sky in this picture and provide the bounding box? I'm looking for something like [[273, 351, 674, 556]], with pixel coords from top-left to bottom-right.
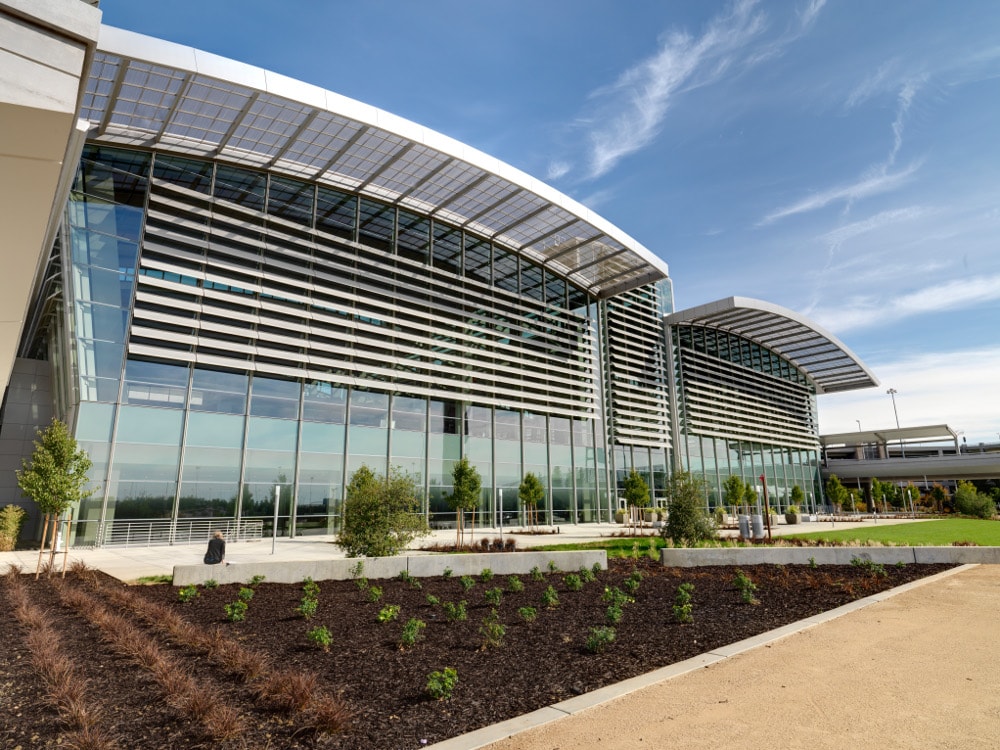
[[99, 0, 1000, 444]]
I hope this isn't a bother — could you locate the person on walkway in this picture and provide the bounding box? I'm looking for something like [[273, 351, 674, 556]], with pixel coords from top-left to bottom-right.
[[204, 530, 226, 565]]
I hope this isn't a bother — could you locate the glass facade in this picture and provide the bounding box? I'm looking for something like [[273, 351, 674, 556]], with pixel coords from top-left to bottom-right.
[[670, 324, 824, 513], [61, 146, 618, 543]]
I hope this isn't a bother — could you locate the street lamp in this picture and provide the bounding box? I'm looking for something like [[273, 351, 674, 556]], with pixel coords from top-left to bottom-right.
[[886, 388, 905, 458], [856, 419, 862, 432]]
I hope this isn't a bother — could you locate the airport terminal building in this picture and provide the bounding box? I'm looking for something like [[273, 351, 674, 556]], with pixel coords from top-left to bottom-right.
[[1, 2, 878, 545]]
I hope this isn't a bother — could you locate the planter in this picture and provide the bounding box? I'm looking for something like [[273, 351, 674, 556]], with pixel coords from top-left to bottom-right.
[[784, 512, 801, 525]]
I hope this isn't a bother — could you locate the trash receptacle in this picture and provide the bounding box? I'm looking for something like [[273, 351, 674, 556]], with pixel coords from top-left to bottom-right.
[[751, 513, 765, 540], [738, 514, 751, 540]]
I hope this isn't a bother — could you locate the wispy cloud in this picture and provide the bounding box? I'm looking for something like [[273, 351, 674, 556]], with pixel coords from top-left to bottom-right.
[[580, 0, 770, 180], [845, 59, 899, 109], [818, 206, 924, 250], [546, 161, 571, 181], [818, 345, 1000, 443], [809, 272, 1000, 334], [758, 163, 920, 225], [760, 74, 924, 225]]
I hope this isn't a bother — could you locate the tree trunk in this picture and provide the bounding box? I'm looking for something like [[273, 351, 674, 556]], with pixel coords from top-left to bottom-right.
[[35, 513, 50, 579]]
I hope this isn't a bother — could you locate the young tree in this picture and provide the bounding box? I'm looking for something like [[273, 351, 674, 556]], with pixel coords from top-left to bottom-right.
[[17, 419, 94, 572], [622, 469, 651, 528], [824, 474, 848, 512], [337, 465, 428, 557], [722, 474, 744, 513], [661, 471, 715, 545], [446, 457, 481, 546], [744, 480, 759, 513], [518, 472, 545, 529], [16, 419, 94, 517], [790, 484, 806, 511]]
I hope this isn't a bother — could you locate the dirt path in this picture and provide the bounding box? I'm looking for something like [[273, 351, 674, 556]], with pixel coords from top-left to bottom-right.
[[485, 565, 1000, 750]]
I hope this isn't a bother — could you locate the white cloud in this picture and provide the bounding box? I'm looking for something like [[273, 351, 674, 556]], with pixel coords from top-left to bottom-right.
[[818, 206, 924, 250], [585, 0, 768, 179], [758, 162, 920, 225], [546, 161, 571, 181], [845, 60, 898, 109], [819, 346, 1000, 444], [809, 272, 1000, 334]]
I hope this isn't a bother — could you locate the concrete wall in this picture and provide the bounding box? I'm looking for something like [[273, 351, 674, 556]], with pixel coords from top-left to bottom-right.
[[660, 546, 1000, 567], [172, 549, 607, 586], [0, 358, 53, 541]]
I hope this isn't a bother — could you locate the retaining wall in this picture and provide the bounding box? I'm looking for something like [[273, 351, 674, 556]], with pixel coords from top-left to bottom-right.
[[660, 546, 1000, 567], [172, 549, 606, 586]]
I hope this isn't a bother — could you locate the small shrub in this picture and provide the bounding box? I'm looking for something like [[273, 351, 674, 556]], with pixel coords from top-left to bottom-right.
[[442, 567, 453, 579], [247, 574, 266, 587], [377, 604, 401, 623], [564, 573, 583, 592], [0, 505, 26, 551], [578, 566, 596, 584], [399, 618, 426, 649], [623, 576, 641, 596], [606, 603, 623, 624], [354, 576, 370, 592], [507, 575, 524, 593], [237, 587, 254, 602], [459, 575, 476, 592], [224, 600, 248, 622], [426, 594, 440, 607], [426, 667, 458, 700], [541, 585, 559, 609], [442, 600, 467, 623], [808, 556, 817, 569], [851, 557, 887, 578], [547, 560, 559, 573], [479, 609, 506, 649], [518, 606, 537, 622], [734, 569, 759, 605], [530, 566, 544, 581], [203, 579, 218, 589], [673, 582, 694, 624], [592, 562, 602, 576], [297, 597, 318, 620], [399, 570, 422, 589], [367, 585, 383, 603], [585, 626, 616, 653], [484, 587, 503, 607], [601, 586, 634, 608], [307, 625, 332, 652], [178, 585, 199, 604], [302, 577, 320, 599], [479, 537, 491, 551], [479, 568, 494, 583], [349, 560, 365, 579]]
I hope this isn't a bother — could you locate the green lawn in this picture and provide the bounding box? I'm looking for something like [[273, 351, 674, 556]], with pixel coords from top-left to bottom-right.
[[786, 519, 1000, 546]]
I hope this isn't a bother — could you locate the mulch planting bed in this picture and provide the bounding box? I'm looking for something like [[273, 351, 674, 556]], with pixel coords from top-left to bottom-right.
[[1, 557, 953, 749]]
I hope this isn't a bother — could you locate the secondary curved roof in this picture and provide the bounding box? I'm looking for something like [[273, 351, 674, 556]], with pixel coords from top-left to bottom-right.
[[80, 26, 669, 300], [665, 296, 878, 394]]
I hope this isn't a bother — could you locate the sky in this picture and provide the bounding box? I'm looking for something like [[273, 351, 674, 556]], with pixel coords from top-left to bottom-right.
[[97, 0, 1000, 445]]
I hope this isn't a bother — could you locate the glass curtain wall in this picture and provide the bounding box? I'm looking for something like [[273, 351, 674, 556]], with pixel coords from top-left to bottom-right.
[[59, 147, 613, 542]]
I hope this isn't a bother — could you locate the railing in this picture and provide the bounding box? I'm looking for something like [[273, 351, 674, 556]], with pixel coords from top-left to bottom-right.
[[100, 519, 264, 548]]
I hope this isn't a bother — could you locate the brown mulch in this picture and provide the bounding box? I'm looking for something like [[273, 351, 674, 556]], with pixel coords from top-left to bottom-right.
[[0, 558, 953, 749]]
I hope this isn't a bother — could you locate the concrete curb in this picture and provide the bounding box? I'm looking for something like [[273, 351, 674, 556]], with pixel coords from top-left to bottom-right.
[[172, 549, 606, 586], [660, 546, 1000, 567], [424, 563, 976, 750]]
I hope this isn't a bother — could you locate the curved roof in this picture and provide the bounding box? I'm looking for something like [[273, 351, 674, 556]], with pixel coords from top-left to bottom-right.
[[664, 296, 878, 394], [80, 26, 669, 300]]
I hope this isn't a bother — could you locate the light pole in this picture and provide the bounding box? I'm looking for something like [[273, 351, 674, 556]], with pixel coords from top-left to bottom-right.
[[886, 388, 905, 458], [856, 419, 862, 432]]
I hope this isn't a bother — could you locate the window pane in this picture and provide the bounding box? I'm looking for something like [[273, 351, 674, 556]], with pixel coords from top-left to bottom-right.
[[432, 223, 462, 275], [190, 368, 248, 414], [116, 405, 184, 445], [397, 209, 429, 264], [122, 359, 189, 408], [316, 186, 356, 239], [464, 237, 491, 284], [358, 198, 394, 251], [303, 380, 347, 423], [250, 375, 300, 419], [268, 175, 314, 227], [493, 247, 518, 293], [152, 154, 213, 194], [214, 164, 266, 212], [185, 412, 245, 448]]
